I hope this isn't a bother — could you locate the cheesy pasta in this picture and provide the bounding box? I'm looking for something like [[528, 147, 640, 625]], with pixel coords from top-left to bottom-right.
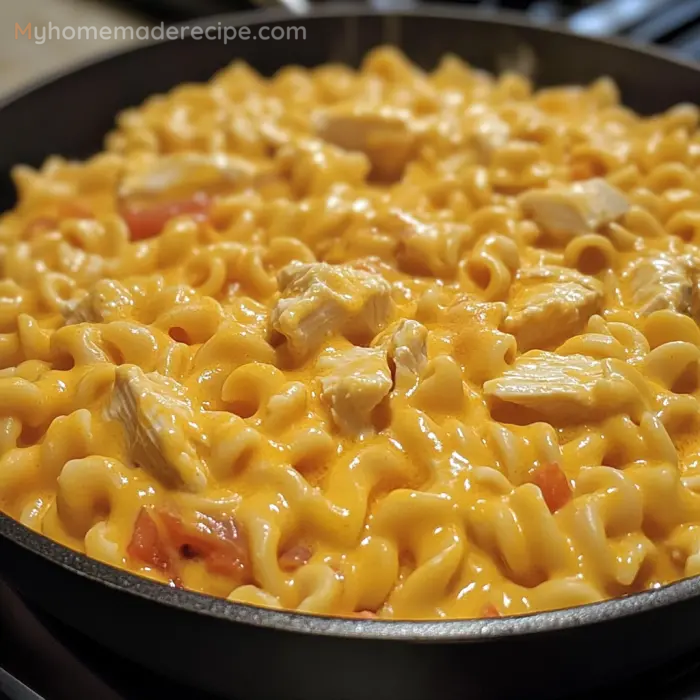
[[2, 47, 700, 620]]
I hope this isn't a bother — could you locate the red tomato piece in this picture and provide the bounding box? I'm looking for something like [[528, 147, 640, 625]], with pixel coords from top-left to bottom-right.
[[278, 545, 312, 572], [529, 462, 573, 513], [204, 549, 248, 578], [353, 610, 377, 619], [480, 603, 501, 619], [127, 507, 176, 583], [158, 508, 250, 580], [570, 159, 605, 181], [120, 192, 210, 241]]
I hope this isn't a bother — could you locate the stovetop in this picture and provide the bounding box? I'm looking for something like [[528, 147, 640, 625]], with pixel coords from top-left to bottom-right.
[[115, 0, 700, 60], [0, 581, 220, 700], [2, 577, 700, 700]]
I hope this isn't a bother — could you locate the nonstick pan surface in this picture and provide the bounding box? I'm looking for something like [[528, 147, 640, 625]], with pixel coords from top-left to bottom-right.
[[2, 5, 700, 700]]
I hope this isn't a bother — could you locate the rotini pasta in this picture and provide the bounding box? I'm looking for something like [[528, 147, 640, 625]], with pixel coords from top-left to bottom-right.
[[2, 47, 700, 621]]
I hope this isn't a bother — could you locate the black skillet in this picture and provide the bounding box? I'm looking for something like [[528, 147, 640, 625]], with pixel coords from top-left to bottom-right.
[[2, 5, 700, 700]]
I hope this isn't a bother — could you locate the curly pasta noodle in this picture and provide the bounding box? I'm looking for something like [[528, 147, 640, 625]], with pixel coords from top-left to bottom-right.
[[3, 47, 700, 620]]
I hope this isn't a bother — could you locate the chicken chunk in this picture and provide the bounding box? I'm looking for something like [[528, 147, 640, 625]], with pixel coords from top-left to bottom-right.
[[466, 110, 511, 160], [276, 139, 370, 196], [624, 253, 699, 317], [387, 211, 468, 278], [270, 262, 394, 360], [484, 352, 644, 423], [519, 178, 628, 239], [62, 280, 134, 325], [107, 365, 207, 491], [474, 114, 510, 155], [373, 319, 428, 394], [314, 106, 412, 153], [119, 153, 270, 199], [317, 347, 392, 435], [314, 105, 416, 181], [504, 266, 604, 351]]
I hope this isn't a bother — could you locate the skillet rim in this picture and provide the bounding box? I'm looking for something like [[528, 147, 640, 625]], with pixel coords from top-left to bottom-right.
[[4, 509, 700, 641], [2, 2, 700, 642], [3, 1, 700, 113]]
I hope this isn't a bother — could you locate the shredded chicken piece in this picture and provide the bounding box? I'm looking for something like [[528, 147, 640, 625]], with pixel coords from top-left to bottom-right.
[[314, 105, 416, 181], [62, 280, 133, 325], [504, 267, 604, 351], [519, 178, 628, 238], [317, 347, 392, 435], [387, 211, 467, 278], [624, 253, 699, 317], [314, 106, 412, 152], [373, 319, 428, 394], [107, 365, 207, 491], [119, 153, 270, 198], [271, 262, 394, 360], [484, 352, 644, 422], [469, 111, 511, 159]]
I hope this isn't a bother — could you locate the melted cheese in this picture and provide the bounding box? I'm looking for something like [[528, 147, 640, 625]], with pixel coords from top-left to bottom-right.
[[2, 47, 700, 619]]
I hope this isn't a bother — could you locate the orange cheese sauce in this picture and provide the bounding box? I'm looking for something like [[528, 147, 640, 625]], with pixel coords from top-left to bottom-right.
[[2, 47, 700, 619]]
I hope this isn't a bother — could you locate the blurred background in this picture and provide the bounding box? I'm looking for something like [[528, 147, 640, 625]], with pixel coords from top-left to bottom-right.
[[3, 0, 700, 99]]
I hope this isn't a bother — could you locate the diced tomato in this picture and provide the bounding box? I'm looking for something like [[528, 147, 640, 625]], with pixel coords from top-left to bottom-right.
[[127, 507, 181, 586], [529, 462, 572, 513], [129, 506, 250, 584], [480, 603, 501, 619], [205, 549, 248, 578], [279, 544, 312, 572], [570, 159, 605, 181], [120, 192, 210, 241], [352, 610, 377, 619], [157, 508, 250, 580]]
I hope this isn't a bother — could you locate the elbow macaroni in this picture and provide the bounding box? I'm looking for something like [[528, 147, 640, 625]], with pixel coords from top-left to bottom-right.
[[3, 47, 700, 619]]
